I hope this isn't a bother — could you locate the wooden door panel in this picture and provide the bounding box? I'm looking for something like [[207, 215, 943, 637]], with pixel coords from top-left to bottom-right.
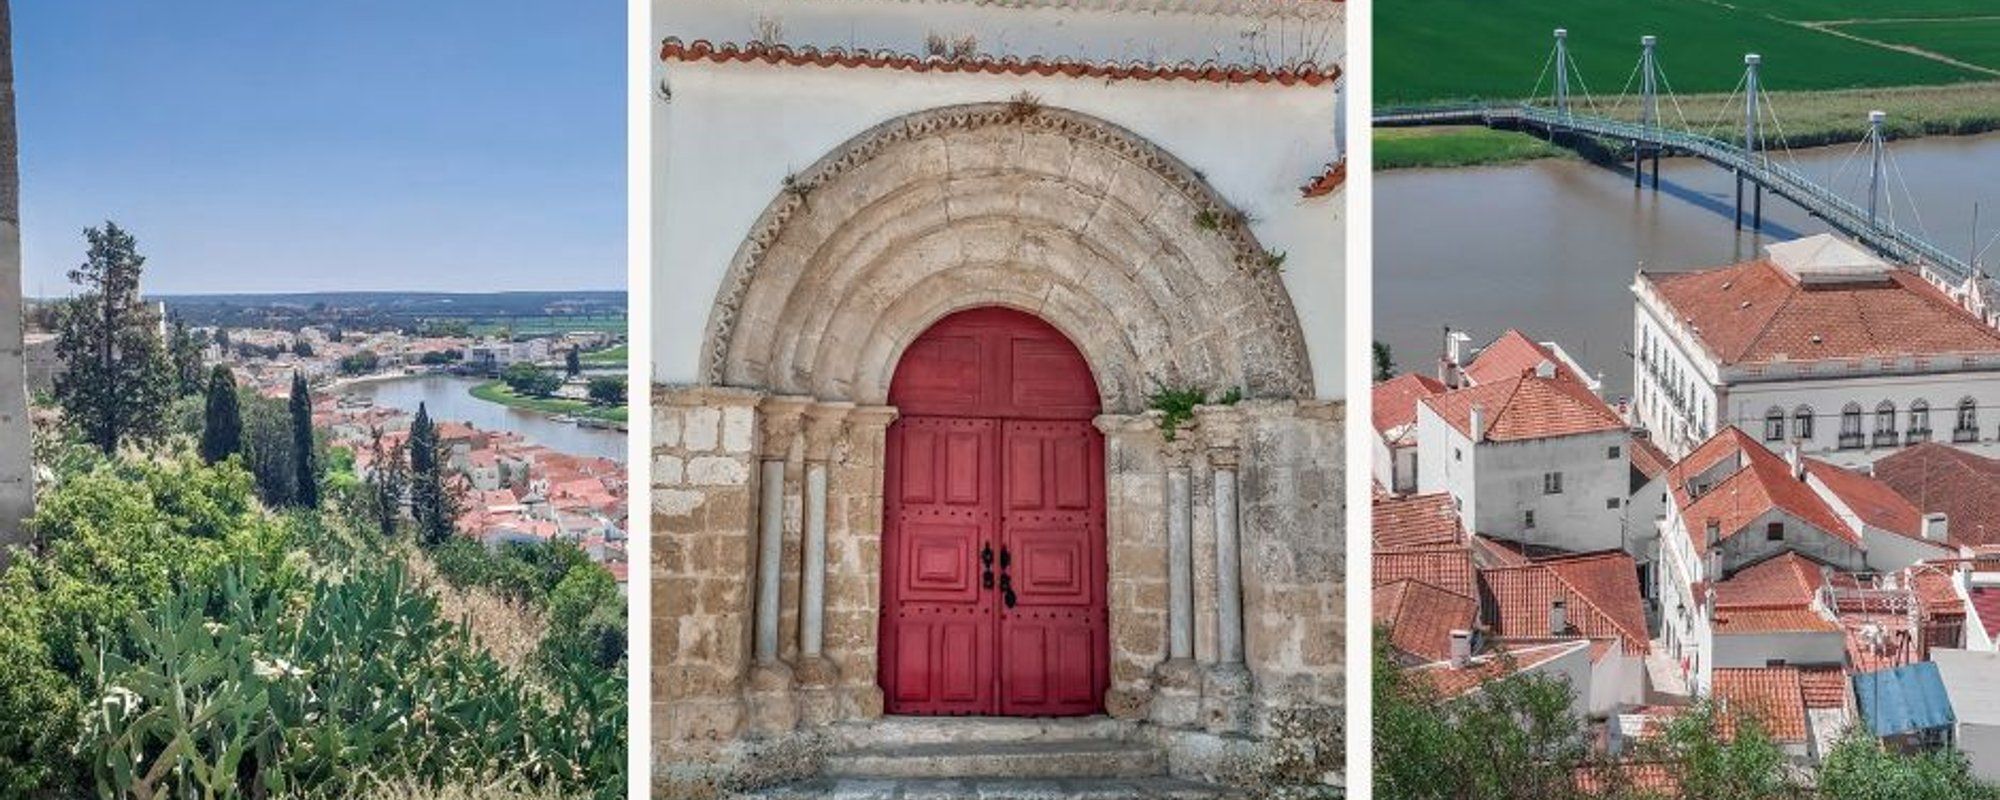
[[998, 420, 1107, 716], [881, 417, 996, 715]]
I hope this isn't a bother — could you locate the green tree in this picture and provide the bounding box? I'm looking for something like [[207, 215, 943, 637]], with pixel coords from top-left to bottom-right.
[[1636, 701, 1795, 800], [361, 426, 407, 538], [290, 371, 319, 509], [198, 365, 241, 465], [291, 339, 314, 358], [1373, 632, 1590, 800], [1820, 733, 1999, 800], [408, 403, 458, 547], [167, 319, 204, 397], [338, 350, 379, 375], [565, 345, 582, 377], [240, 391, 296, 508], [502, 362, 562, 397], [587, 375, 626, 406], [52, 222, 174, 455], [1373, 340, 1395, 382]]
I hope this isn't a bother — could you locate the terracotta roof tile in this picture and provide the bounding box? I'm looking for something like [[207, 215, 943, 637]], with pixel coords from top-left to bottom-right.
[[1464, 329, 1582, 386], [1645, 258, 2000, 366], [1629, 435, 1673, 481], [1843, 613, 1921, 673], [1375, 579, 1479, 663], [1421, 374, 1625, 443], [1713, 667, 1810, 743], [1714, 552, 1828, 609], [1375, 548, 1477, 600], [1372, 373, 1446, 440], [1482, 551, 1651, 655], [1798, 665, 1851, 709], [1301, 160, 1345, 198], [660, 37, 1340, 86], [1670, 428, 1855, 551], [1372, 492, 1463, 550], [1414, 640, 1590, 698], [1574, 762, 1681, 796], [1875, 442, 2000, 547], [1972, 586, 2000, 639], [1807, 458, 1924, 540]]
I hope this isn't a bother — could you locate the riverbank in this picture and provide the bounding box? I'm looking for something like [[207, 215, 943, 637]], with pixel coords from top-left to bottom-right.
[[1377, 80, 2000, 170], [468, 380, 628, 425]]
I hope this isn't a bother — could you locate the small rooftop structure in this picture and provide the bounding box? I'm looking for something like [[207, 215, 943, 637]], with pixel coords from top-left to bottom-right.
[[1853, 662, 1955, 739], [1766, 233, 1892, 285]]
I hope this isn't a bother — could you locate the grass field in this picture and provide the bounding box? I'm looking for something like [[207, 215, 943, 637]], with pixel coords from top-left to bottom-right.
[[469, 381, 628, 424], [1840, 19, 2000, 73], [1377, 0, 1987, 105], [1377, 127, 1570, 169], [461, 315, 628, 337], [580, 343, 627, 366]]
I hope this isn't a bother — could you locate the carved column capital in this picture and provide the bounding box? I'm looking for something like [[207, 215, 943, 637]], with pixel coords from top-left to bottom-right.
[[757, 395, 811, 459], [1092, 412, 1156, 438], [802, 402, 854, 462], [844, 404, 900, 433], [1193, 404, 1245, 468]]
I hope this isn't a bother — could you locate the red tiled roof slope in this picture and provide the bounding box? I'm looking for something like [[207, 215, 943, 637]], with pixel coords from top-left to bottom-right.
[[1422, 374, 1625, 443], [1375, 580, 1479, 663], [1373, 492, 1462, 550], [1483, 551, 1651, 655], [1646, 259, 2000, 366], [1372, 373, 1445, 439], [660, 38, 1339, 86], [1465, 329, 1581, 386], [1807, 458, 1924, 539], [1875, 442, 2000, 547], [1713, 667, 1810, 743]]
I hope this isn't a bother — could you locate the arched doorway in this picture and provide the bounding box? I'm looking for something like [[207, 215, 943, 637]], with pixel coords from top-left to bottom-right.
[[878, 306, 1108, 716]]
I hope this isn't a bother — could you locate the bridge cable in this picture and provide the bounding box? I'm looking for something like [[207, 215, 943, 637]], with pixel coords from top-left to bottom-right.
[[1888, 147, 1933, 240], [1606, 58, 1642, 119], [1653, 62, 1694, 131], [1527, 45, 1557, 110], [1565, 48, 1603, 114], [1699, 73, 1747, 142], [1758, 86, 1803, 172]]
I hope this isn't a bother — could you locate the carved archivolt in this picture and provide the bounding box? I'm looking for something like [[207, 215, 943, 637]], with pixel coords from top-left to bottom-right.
[[697, 102, 1315, 412]]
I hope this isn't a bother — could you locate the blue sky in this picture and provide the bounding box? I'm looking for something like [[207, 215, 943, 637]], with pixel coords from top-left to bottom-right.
[[16, 2, 624, 295]]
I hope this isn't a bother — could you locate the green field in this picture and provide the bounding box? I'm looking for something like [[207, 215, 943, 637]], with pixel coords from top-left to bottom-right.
[[1377, 127, 1570, 169], [580, 343, 628, 366], [469, 381, 629, 424], [462, 314, 628, 337], [1841, 19, 2000, 72], [1377, 0, 1986, 104]]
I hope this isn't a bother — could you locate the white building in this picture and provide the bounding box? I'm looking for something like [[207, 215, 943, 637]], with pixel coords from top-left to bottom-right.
[[1633, 233, 2000, 464], [1933, 648, 2000, 781], [1415, 367, 1631, 554]]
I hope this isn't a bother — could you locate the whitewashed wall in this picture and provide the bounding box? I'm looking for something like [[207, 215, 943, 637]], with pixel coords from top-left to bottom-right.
[[1724, 373, 2000, 467], [1468, 431, 1629, 553], [652, 0, 1345, 397], [1415, 405, 1476, 526]]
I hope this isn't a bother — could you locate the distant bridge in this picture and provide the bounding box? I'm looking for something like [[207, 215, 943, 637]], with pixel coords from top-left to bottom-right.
[[1375, 31, 1985, 291]]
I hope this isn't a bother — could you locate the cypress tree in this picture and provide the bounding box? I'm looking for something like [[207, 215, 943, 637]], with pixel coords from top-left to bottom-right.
[[408, 402, 456, 546], [565, 346, 582, 377], [290, 371, 318, 508], [199, 365, 241, 464], [53, 222, 174, 454]]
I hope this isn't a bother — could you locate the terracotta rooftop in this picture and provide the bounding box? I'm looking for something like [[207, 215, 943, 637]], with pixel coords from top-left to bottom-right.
[[1713, 667, 1810, 743], [1464, 329, 1583, 387], [1301, 160, 1346, 198], [1413, 639, 1590, 698], [1642, 256, 2000, 367], [1372, 492, 1463, 550], [659, 37, 1339, 86], [1375, 548, 1477, 601], [1799, 665, 1851, 710], [1669, 428, 1855, 553], [1482, 551, 1651, 655], [1875, 442, 2000, 547], [1421, 374, 1626, 443], [1629, 435, 1673, 482], [1971, 586, 2000, 639], [1714, 552, 1828, 610], [1372, 372, 1445, 442], [1374, 579, 1479, 664], [1806, 457, 1925, 541]]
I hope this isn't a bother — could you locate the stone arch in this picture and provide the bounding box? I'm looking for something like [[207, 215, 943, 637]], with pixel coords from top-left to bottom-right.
[[697, 102, 1314, 413]]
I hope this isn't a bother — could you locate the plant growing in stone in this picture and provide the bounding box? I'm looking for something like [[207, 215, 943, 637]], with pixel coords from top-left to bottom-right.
[[1004, 90, 1043, 121], [1261, 249, 1289, 272], [1147, 384, 1242, 441]]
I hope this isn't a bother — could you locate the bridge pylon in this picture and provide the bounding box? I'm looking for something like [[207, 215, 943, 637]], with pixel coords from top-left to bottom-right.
[[1553, 28, 1571, 118], [1634, 35, 1662, 190], [1868, 110, 1886, 225], [1736, 53, 1764, 231]]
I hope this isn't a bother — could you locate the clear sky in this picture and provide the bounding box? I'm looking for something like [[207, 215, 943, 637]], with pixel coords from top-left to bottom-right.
[[15, 1, 624, 296]]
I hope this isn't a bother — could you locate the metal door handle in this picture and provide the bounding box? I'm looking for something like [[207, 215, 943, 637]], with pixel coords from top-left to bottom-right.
[[981, 544, 995, 589], [1000, 574, 1016, 608]]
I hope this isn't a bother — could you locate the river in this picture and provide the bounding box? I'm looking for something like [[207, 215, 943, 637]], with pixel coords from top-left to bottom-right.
[[1377, 132, 2000, 399], [339, 373, 626, 461]]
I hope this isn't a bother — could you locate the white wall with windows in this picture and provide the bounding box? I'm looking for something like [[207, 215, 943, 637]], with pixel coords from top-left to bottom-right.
[[1722, 372, 2000, 467], [1415, 405, 1629, 553]]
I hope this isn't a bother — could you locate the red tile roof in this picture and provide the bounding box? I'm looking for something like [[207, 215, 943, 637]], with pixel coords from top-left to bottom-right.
[[1971, 586, 2000, 639], [1843, 613, 1921, 672], [1630, 435, 1673, 481], [1421, 374, 1626, 443], [1372, 492, 1463, 550], [1644, 258, 2000, 366], [1372, 373, 1446, 440], [1798, 665, 1851, 710], [1464, 329, 1582, 386], [1414, 640, 1590, 698], [1714, 552, 1828, 609], [1574, 762, 1681, 796], [1483, 551, 1651, 655], [1301, 160, 1345, 198], [1670, 428, 1855, 552], [1875, 442, 2000, 547], [1807, 457, 1925, 541], [1375, 548, 1478, 600], [1713, 667, 1810, 743], [1375, 579, 1479, 663], [659, 37, 1340, 86]]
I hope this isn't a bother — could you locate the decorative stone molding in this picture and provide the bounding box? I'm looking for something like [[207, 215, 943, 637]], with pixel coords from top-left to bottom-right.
[[697, 102, 1315, 411], [661, 38, 1339, 87]]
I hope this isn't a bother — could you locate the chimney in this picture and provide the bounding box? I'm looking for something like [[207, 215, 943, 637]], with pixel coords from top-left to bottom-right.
[[1534, 359, 1557, 379], [1549, 598, 1569, 636], [1923, 512, 1949, 542], [1470, 405, 1488, 443], [1785, 444, 1804, 480], [1441, 330, 1473, 388], [1449, 629, 1472, 668]]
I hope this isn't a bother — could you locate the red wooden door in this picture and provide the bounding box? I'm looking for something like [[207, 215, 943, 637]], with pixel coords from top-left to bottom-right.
[[880, 307, 1107, 716]]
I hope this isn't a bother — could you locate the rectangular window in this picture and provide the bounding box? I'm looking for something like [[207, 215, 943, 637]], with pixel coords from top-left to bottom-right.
[[1525, 510, 1537, 529], [1607, 497, 1622, 509], [1543, 472, 1563, 494], [1766, 522, 1785, 541], [1607, 445, 1621, 459]]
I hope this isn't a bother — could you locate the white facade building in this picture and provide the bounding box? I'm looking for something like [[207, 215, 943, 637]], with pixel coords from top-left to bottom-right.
[[1633, 234, 2000, 465]]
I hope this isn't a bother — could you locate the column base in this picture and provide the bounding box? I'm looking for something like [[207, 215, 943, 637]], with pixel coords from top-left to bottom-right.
[[847, 684, 886, 720], [1201, 662, 1255, 735], [1149, 657, 1204, 729], [792, 656, 844, 725], [744, 661, 799, 735]]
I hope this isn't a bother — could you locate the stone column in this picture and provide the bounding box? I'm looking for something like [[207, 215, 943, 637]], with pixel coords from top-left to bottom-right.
[[836, 404, 899, 719], [745, 395, 807, 734], [0, 2, 27, 551], [1151, 432, 1202, 728], [1196, 404, 1253, 734], [793, 401, 851, 724]]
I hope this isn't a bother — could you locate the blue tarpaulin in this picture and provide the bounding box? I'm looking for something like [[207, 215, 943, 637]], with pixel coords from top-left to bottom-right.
[[1853, 662, 1956, 738]]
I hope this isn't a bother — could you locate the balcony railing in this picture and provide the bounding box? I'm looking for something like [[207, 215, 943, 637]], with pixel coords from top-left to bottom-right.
[[1839, 433, 1866, 450], [1956, 427, 1981, 444], [1873, 431, 1900, 448], [1907, 428, 1933, 445]]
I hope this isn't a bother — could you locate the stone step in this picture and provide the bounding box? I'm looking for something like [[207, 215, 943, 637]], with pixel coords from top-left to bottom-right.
[[732, 776, 1246, 800], [825, 740, 1165, 780], [829, 715, 1138, 750]]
